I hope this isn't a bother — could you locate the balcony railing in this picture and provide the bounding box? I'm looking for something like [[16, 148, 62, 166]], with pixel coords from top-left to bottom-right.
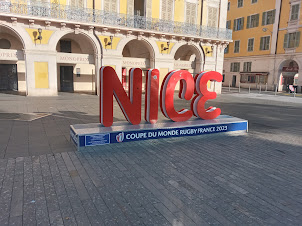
[[0, 1, 232, 40]]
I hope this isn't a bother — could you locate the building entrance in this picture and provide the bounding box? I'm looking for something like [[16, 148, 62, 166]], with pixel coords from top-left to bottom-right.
[[0, 64, 18, 91], [60, 66, 74, 92], [232, 75, 236, 87]]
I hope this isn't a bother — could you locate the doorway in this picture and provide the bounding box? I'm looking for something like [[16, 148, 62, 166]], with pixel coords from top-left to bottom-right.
[[232, 75, 236, 87], [0, 64, 18, 91], [60, 66, 74, 92]]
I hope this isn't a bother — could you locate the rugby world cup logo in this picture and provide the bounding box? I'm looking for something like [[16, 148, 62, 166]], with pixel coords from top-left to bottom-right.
[[116, 132, 124, 143]]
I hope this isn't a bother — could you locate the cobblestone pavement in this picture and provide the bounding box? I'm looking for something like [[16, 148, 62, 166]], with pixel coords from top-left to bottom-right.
[[0, 92, 302, 225]]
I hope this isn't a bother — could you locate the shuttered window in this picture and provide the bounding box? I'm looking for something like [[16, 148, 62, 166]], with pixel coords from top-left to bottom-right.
[[284, 32, 301, 48], [104, 0, 117, 12], [70, 0, 83, 7], [251, 0, 257, 3], [260, 36, 270, 50], [248, 38, 254, 52], [186, 2, 197, 24], [208, 7, 218, 27], [243, 62, 252, 72], [127, 0, 134, 15], [161, 0, 173, 21], [238, 0, 243, 8], [226, 20, 231, 29], [233, 17, 244, 31], [290, 4, 300, 21], [234, 40, 240, 53], [231, 62, 240, 72], [146, 0, 152, 17], [246, 14, 259, 28], [262, 10, 276, 25]]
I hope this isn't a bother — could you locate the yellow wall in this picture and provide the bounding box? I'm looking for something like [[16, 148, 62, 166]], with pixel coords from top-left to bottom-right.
[[225, 0, 276, 58], [152, 0, 160, 19], [86, 0, 93, 8], [25, 28, 54, 45], [202, 46, 213, 57], [279, 0, 290, 29], [174, 0, 185, 22], [98, 36, 121, 50], [34, 62, 49, 89], [120, 0, 127, 14], [156, 41, 175, 54]]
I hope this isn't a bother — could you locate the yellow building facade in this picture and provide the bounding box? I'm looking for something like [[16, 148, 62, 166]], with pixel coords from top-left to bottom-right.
[[0, 0, 231, 96], [224, 0, 302, 92]]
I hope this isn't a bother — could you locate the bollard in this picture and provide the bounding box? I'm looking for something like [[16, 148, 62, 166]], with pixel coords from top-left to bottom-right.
[[275, 86, 277, 96], [229, 81, 231, 92], [265, 83, 267, 92], [249, 85, 251, 94], [259, 85, 261, 94], [239, 82, 240, 93], [294, 88, 296, 98]]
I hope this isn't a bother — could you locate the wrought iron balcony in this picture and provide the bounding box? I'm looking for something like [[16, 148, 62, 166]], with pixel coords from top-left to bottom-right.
[[0, 0, 232, 40]]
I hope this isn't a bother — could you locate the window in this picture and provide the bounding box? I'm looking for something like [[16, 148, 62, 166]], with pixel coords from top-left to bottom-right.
[[260, 36, 270, 50], [241, 75, 268, 84], [231, 62, 240, 72], [103, 0, 117, 12], [224, 44, 229, 54], [291, 4, 300, 21], [284, 32, 301, 48], [60, 40, 71, 53], [248, 38, 254, 51], [0, 39, 11, 49], [234, 40, 240, 53], [228, 2, 230, 11], [161, 0, 174, 20], [208, 7, 218, 27], [238, 0, 243, 8], [247, 14, 259, 28], [243, 62, 252, 72], [186, 2, 197, 24], [226, 20, 231, 29], [233, 17, 244, 31], [251, 0, 257, 3], [262, 10, 276, 25]]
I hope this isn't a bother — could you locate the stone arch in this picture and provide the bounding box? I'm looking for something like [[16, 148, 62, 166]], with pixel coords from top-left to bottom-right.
[[0, 24, 27, 50], [277, 59, 300, 92]]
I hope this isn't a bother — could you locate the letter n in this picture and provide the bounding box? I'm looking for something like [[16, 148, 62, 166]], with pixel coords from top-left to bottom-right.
[[100, 66, 142, 127]]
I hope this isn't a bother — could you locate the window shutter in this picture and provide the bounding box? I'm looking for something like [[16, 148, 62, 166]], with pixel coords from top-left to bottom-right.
[[262, 12, 266, 25], [295, 31, 300, 47], [241, 17, 244, 30], [128, 0, 134, 15], [146, 0, 152, 17], [284, 33, 289, 48], [246, 16, 250, 29], [231, 63, 233, 72], [104, 0, 110, 11], [255, 14, 259, 27], [167, 0, 173, 20], [111, 0, 117, 13], [162, 0, 167, 20], [233, 19, 237, 31], [260, 37, 263, 50], [272, 9, 276, 23]]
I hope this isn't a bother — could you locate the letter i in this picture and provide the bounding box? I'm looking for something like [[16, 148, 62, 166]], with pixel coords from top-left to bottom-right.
[[145, 69, 159, 124]]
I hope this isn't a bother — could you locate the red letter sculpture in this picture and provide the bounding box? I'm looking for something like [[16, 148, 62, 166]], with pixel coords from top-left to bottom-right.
[[192, 71, 223, 120], [100, 66, 142, 127], [160, 70, 195, 122], [145, 69, 160, 124]]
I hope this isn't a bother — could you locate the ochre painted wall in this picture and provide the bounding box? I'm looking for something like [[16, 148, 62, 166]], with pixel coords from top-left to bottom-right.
[[225, 0, 276, 58], [34, 62, 49, 89], [120, 0, 127, 14], [174, 0, 185, 22], [98, 36, 121, 50], [25, 28, 54, 45], [152, 0, 160, 19], [156, 41, 175, 54]]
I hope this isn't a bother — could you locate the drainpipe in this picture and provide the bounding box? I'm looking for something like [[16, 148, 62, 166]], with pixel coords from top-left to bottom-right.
[[273, 0, 282, 89]]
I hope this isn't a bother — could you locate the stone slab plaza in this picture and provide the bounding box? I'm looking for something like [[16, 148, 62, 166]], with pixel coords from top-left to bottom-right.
[[0, 92, 301, 225]]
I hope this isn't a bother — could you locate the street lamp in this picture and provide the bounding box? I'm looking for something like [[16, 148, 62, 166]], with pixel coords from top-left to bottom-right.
[[37, 28, 42, 43]]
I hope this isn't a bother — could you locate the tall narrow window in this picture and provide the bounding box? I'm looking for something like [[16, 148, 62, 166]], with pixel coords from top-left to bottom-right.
[[228, 2, 230, 11], [161, 0, 173, 20], [243, 62, 252, 72], [104, 0, 117, 12], [238, 0, 243, 8], [262, 10, 276, 25], [186, 2, 197, 24], [231, 62, 240, 72], [246, 14, 259, 28], [234, 40, 240, 53], [208, 7, 218, 27], [233, 17, 244, 31], [260, 36, 270, 50], [291, 4, 300, 21], [248, 38, 254, 52], [251, 0, 257, 3], [284, 32, 301, 48], [226, 20, 231, 29]]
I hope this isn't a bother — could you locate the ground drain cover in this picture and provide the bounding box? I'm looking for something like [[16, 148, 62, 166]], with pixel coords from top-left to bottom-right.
[[0, 113, 51, 121]]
